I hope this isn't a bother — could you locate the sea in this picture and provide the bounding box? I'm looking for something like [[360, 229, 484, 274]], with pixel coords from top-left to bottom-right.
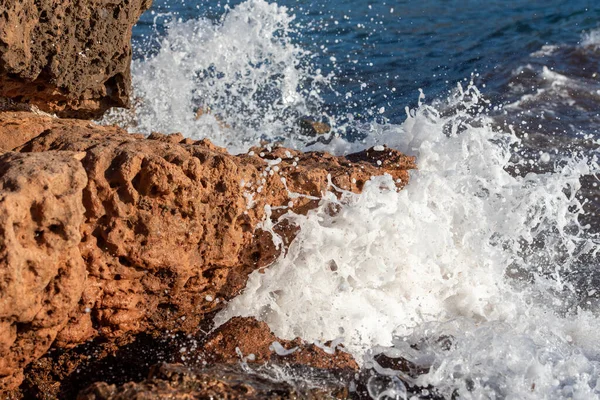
[[103, 0, 600, 398]]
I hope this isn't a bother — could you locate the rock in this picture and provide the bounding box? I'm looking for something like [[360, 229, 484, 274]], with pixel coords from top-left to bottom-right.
[[19, 330, 200, 399], [20, 317, 357, 399], [16, 125, 413, 342], [0, 114, 416, 392], [0, 0, 152, 118], [70, 328, 448, 399], [298, 118, 331, 136], [198, 317, 358, 372], [0, 111, 58, 151], [0, 151, 88, 391], [77, 362, 349, 400], [0, 111, 124, 151], [18, 326, 445, 400], [69, 316, 358, 399]]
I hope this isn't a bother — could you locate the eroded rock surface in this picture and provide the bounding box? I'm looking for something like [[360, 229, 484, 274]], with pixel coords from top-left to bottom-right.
[[0, 116, 415, 392], [0, 0, 152, 118], [0, 151, 88, 391], [0, 111, 124, 151], [17, 126, 414, 344]]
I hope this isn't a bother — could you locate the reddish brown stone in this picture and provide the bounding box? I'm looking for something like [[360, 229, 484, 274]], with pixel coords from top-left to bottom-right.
[[200, 317, 359, 372], [0, 151, 88, 391], [0, 115, 415, 392], [0, 111, 125, 151], [0, 0, 152, 118]]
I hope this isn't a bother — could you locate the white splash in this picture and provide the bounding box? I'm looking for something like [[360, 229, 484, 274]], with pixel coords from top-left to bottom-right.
[[217, 84, 600, 398], [102, 0, 600, 396], [531, 44, 559, 58], [107, 0, 330, 153], [582, 28, 600, 49]]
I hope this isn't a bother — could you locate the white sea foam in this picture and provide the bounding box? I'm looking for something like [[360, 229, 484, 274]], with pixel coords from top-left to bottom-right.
[[217, 84, 600, 398], [111, 1, 600, 397], [531, 44, 559, 58], [107, 0, 330, 153], [504, 65, 594, 112], [582, 28, 600, 49]]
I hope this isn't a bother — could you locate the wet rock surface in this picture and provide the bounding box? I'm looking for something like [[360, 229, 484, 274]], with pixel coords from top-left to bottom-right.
[[198, 317, 358, 372], [0, 0, 152, 118], [77, 362, 349, 400], [18, 316, 357, 399], [0, 115, 415, 394], [0, 2, 424, 397]]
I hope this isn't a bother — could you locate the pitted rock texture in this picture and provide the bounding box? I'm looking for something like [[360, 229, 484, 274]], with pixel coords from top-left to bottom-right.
[[17, 126, 414, 341], [0, 0, 152, 118], [0, 151, 88, 391], [0, 115, 415, 392]]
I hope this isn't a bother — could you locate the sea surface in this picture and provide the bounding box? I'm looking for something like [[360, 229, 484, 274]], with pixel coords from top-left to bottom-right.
[[104, 0, 600, 398]]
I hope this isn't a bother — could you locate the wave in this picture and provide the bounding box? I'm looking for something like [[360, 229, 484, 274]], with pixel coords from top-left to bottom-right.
[[582, 28, 600, 49], [103, 0, 331, 153], [216, 83, 600, 397], [104, 1, 600, 397]]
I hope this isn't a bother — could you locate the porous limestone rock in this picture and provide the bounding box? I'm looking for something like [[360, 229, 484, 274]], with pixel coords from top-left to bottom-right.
[[0, 151, 87, 391], [0, 0, 152, 118], [0, 115, 415, 392]]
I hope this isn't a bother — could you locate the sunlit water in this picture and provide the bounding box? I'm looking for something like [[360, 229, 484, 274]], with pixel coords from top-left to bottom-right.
[[102, 0, 600, 398]]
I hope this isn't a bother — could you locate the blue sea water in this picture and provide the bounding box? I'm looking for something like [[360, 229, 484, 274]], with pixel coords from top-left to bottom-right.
[[119, 1, 600, 398], [133, 0, 600, 125]]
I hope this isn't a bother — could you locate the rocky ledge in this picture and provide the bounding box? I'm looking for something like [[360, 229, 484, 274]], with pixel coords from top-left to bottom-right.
[[0, 112, 415, 397], [0, 1, 420, 398], [0, 0, 151, 118]]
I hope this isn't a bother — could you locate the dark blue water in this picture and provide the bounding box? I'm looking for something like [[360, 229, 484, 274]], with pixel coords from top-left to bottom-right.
[[133, 0, 600, 125]]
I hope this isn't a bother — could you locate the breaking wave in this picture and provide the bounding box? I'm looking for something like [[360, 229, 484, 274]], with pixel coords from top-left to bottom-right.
[[104, 0, 331, 153], [217, 83, 600, 398], [106, 1, 600, 397]]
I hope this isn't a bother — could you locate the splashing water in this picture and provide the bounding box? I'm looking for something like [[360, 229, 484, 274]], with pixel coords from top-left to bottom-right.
[[105, 0, 331, 152], [582, 28, 600, 49], [216, 84, 600, 398], [106, 0, 600, 397]]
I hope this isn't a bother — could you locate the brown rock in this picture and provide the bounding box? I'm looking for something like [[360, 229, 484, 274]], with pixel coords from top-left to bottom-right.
[[0, 151, 88, 391], [16, 124, 413, 340], [0, 111, 124, 151], [77, 362, 349, 400], [0, 111, 57, 151], [0, 115, 415, 391], [18, 330, 198, 399], [199, 317, 359, 372], [298, 118, 331, 136], [0, 0, 152, 118]]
